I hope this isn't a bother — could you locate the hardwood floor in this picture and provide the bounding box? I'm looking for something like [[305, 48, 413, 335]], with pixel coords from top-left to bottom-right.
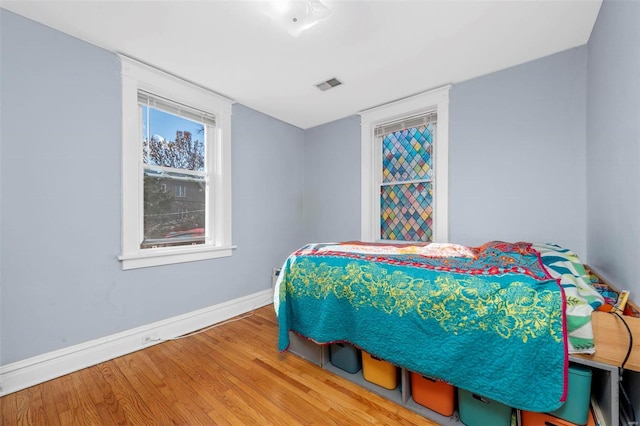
[[1, 305, 438, 425]]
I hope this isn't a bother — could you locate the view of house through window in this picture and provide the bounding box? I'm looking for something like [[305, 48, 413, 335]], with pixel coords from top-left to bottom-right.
[[379, 114, 436, 242], [141, 104, 207, 249]]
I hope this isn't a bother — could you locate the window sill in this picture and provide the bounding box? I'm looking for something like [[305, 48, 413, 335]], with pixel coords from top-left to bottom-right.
[[118, 245, 236, 270]]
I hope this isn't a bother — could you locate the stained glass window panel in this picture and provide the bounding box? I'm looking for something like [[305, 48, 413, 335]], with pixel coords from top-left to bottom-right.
[[382, 124, 434, 183], [380, 182, 433, 242]]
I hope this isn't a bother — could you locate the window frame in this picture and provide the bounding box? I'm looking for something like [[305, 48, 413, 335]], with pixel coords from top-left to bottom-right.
[[118, 55, 234, 270], [175, 184, 187, 198], [359, 86, 450, 243]]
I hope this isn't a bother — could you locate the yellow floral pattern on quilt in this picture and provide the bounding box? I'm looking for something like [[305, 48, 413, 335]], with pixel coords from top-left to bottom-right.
[[282, 258, 563, 343]]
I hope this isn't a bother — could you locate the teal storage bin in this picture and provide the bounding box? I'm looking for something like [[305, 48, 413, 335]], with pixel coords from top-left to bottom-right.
[[549, 364, 592, 425], [329, 342, 362, 374], [458, 389, 512, 426]]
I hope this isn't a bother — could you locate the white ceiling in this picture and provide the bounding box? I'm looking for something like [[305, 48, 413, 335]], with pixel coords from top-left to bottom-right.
[[2, 0, 602, 129]]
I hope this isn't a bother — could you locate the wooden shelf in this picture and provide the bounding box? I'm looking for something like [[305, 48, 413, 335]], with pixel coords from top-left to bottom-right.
[[573, 311, 640, 373]]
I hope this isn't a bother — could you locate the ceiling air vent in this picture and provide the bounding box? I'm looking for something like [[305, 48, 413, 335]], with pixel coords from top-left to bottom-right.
[[316, 77, 343, 91]]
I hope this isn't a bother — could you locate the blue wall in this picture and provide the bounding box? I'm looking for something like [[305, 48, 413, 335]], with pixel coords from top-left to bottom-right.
[[0, 10, 305, 364], [586, 0, 640, 412], [303, 116, 361, 243], [449, 46, 588, 256], [586, 0, 640, 296]]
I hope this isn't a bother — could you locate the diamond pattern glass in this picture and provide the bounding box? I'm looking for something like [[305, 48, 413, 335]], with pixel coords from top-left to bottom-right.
[[380, 182, 433, 242], [382, 124, 434, 183]]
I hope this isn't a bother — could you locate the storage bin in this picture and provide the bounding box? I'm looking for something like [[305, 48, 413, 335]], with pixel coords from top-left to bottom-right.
[[458, 388, 512, 426], [329, 342, 362, 374], [361, 351, 398, 390], [287, 332, 323, 366], [410, 372, 455, 416], [521, 408, 596, 426], [549, 365, 592, 425]]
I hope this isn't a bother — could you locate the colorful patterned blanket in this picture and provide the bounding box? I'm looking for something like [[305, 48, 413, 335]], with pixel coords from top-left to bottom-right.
[[534, 243, 604, 354], [276, 241, 569, 412]]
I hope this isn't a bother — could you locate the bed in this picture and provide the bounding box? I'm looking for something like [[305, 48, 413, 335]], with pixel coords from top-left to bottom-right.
[[274, 241, 604, 413]]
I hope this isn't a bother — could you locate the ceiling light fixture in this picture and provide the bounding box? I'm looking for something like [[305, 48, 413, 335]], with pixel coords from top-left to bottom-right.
[[263, 0, 332, 38]]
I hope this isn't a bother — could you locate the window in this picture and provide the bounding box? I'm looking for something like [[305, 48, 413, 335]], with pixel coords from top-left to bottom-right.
[[360, 86, 450, 243], [119, 55, 234, 269], [140, 94, 205, 250], [379, 114, 436, 241], [175, 185, 187, 198]]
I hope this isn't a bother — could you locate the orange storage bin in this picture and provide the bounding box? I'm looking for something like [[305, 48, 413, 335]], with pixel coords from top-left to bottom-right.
[[521, 408, 595, 426], [410, 372, 455, 416], [361, 351, 398, 390]]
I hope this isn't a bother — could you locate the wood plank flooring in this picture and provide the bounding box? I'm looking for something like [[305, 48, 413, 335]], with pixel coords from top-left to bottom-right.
[[1, 305, 438, 425]]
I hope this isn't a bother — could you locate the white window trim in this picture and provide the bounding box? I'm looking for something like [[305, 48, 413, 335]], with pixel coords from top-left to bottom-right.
[[118, 55, 234, 270], [359, 86, 450, 243]]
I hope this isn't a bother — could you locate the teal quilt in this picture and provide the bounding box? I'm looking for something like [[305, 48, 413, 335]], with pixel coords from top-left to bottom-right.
[[276, 241, 569, 412]]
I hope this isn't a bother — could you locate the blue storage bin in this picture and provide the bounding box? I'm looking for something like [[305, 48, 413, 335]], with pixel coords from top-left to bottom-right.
[[458, 388, 512, 426], [329, 342, 362, 373], [549, 364, 592, 425]]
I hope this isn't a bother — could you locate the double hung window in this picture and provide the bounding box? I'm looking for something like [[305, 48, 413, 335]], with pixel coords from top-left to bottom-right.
[[360, 87, 450, 243], [378, 113, 436, 241], [119, 56, 233, 269], [139, 91, 210, 249]]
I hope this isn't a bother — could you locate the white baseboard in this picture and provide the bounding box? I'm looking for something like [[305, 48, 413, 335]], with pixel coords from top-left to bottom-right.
[[0, 289, 273, 396]]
